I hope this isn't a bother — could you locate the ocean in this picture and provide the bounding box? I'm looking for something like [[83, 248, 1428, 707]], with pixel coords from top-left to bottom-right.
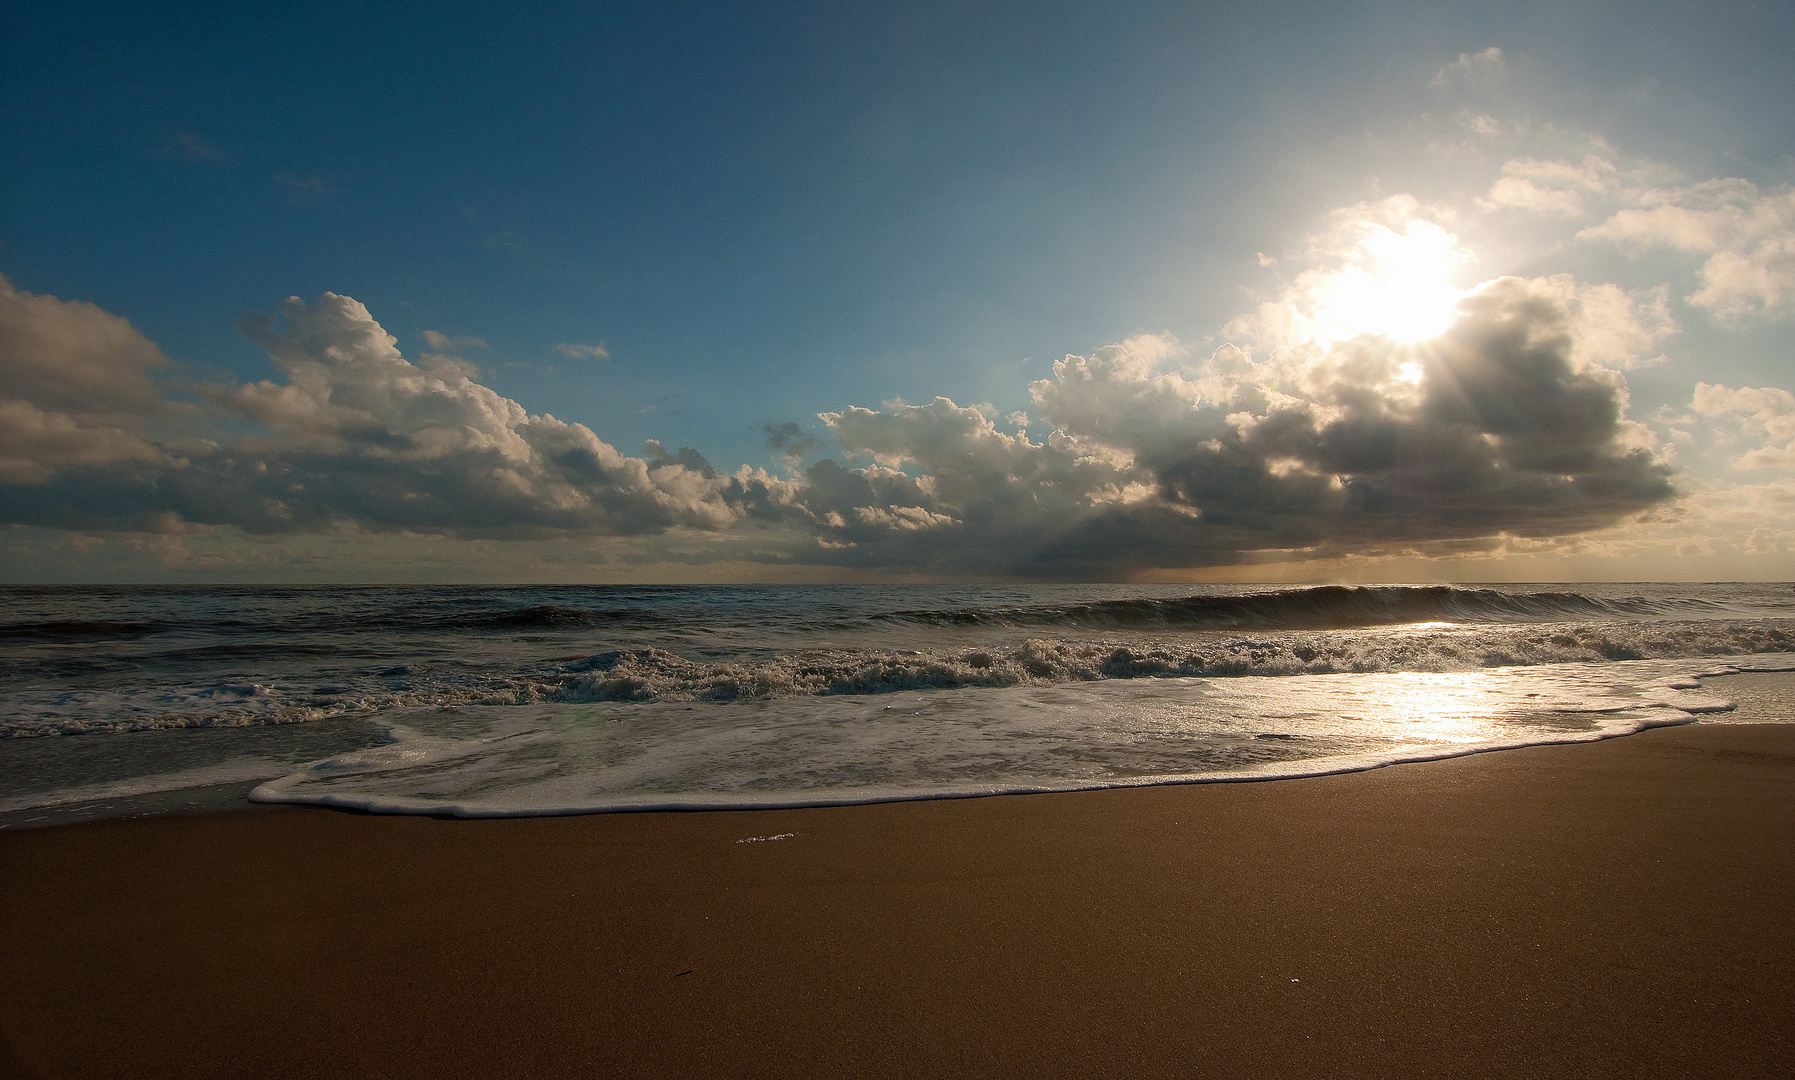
[[3, 582, 1792, 826]]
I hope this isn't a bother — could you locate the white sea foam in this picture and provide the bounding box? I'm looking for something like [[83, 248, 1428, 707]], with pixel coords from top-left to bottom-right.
[[249, 656, 1792, 818], [542, 621, 1795, 703], [9, 617, 1792, 737], [7, 585, 1793, 823]]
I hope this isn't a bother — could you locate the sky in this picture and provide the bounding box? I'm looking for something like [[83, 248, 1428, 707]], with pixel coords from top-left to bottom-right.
[[1, 0, 1792, 583]]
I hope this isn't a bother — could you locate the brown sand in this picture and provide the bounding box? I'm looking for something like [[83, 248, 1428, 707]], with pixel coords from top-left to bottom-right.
[[2, 721, 1793, 1079]]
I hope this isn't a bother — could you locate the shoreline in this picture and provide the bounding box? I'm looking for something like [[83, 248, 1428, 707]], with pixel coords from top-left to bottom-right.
[[5, 668, 1791, 832], [4, 721, 1792, 1078]]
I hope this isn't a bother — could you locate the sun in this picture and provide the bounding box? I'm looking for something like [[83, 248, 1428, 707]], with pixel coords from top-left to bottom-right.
[[1305, 217, 1471, 346]]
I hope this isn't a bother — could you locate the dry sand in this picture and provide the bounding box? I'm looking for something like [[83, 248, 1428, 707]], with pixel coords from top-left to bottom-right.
[[2, 717, 1792, 1078]]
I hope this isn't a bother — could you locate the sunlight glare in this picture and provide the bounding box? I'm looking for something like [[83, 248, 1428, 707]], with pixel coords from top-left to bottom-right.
[[1308, 219, 1469, 346], [1382, 671, 1497, 744]]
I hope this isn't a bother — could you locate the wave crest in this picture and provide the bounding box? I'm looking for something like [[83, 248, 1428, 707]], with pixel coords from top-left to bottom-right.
[[876, 585, 1719, 632], [549, 621, 1795, 704]]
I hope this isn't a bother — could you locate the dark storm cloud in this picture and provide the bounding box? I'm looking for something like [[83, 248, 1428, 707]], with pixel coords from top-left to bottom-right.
[[0, 277, 1673, 574]]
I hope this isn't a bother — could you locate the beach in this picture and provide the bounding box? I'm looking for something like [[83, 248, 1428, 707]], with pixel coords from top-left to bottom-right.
[[4, 704, 1792, 1079], [8, 2, 1794, 1073]]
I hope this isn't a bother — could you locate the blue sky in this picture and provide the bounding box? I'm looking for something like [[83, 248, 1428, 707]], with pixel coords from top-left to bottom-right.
[[2, 1, 1793, 581]]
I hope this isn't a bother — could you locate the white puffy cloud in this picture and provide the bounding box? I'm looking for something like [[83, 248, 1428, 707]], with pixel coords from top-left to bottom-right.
[[0, 291, 742, 537], [1580, 178, 1795, 323], [1483, 155, 1622, 217], [1691, 383, 1795, 469], [1479, 144, 1787, 328], [1525, 276, 1677, 370], [1479, 148, 1794, 327], [0, 277, 169, 415], [216, 294, 740, 534]]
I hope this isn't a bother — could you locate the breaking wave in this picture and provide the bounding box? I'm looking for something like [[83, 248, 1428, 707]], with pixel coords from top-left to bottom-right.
[[5, 582, 1790, 738], [17, 617, 1791, 737], [874, 585, 1725, 631], [547, 620, 1795, 703]]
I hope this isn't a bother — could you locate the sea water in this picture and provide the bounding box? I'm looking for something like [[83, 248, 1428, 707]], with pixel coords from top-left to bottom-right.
[[2, 583, 1792, 822]]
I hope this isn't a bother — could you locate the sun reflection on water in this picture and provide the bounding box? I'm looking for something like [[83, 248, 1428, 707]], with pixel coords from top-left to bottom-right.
[[1315, 670, 1548, 745]]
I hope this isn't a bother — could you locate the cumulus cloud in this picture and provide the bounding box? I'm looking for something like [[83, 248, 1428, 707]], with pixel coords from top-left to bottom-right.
[[1580, 178, 1795, 323], [0, 273, 1678, 577], [1629, 472, 1795, 567], [1484, 155, 1622, 217], [0, 290, 745, 537], [0, 276, 180, 484], [1692, 383, 1795, 469], [756, 276, 1674, 576], [1525, 276, 1677, 369], [1480, 147, 1793, 326]]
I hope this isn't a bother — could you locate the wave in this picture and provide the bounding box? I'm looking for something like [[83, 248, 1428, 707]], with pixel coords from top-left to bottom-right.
[[548, 621, 1795, 703], [0, 604, 665, 643], [0, 585, 1751, 646], [241, 660, 1755, 819], [437, 605, 666, 630], [873, 585, 1721, 632], [7, 616, 1791, 738]]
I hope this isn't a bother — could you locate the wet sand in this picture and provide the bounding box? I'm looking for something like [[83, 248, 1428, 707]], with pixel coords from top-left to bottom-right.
[[2, 719, 1792, 1079]]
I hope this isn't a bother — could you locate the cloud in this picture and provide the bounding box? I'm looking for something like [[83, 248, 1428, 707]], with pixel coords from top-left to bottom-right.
[[1479, 149, 1793, 327], [1619, 471, 1795, 568], [1526, 276, 1677, 369], [1692, 383, 1795, 469], [212, 295, 737, 534], [756, 277, 1674, 576], [1226, 196, 1474, 349], [1483, 156, 1621, 217], [1429, 47, 1506, 89], [763, 421, 822, 466], [1580, 178, 1795, 323], [553, 342, 609, 360], [0, 291, 743, 537], [420, 330, 487, 351], [0, 275, 178, 484], [0, 276, 1678, 577]]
